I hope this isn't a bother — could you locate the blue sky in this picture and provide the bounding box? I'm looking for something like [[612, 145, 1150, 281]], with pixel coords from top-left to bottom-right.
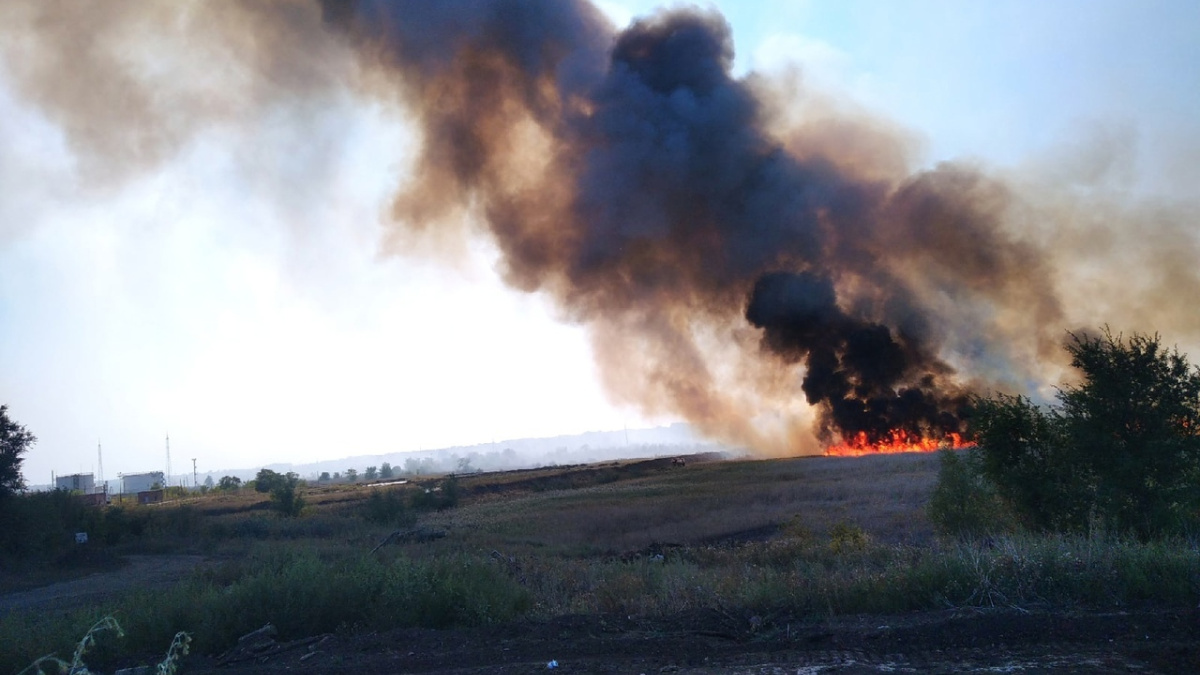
[[1, 0, 1197, 483]]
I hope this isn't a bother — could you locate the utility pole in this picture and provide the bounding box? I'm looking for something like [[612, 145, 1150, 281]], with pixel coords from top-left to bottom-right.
[[166, 434, 171, 486], [192, 458, 197, 489], [97, 441, 105, 494]]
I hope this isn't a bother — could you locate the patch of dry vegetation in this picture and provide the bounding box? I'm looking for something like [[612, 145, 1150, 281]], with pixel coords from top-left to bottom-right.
[[2, 451, 1197, 674]]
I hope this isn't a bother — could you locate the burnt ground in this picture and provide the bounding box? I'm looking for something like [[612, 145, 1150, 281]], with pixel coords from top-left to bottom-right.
[[181, 606, 1200, 674]]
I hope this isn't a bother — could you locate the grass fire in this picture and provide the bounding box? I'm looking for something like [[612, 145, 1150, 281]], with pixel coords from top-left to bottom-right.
[[2, 1, 1199, 672]]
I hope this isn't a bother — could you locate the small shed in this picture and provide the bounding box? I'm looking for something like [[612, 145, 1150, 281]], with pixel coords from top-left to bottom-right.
[[78, 492, 108, 507], [137, 489, 164, 505]]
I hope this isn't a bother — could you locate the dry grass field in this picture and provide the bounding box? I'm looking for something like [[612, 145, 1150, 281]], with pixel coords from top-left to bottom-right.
[[2, 451, 1198, 674], [434, 452, 941, 553]]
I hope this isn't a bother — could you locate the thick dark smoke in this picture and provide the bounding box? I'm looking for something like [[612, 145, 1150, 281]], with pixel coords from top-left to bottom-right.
[[317, 1, 1056, 449], [745, 271, 966, 443], [6, 0, 1192, 453]]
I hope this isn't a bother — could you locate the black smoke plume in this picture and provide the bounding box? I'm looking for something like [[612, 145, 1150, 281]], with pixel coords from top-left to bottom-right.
[[746, 271, 967, 443]]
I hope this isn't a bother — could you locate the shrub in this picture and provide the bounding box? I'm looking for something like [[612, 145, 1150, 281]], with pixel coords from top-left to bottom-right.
[[270, 485, 304, 518], [971, 330, 1200, 538], [827, 522, 870, 554], [1059, 330, 1200, 536], [969, 326, 1200, 535], [13, 615, 191, 675], [0, 490, 116, 559], [363, 488, 415, 526], [268, 475, 305, 518], [927, 448, 1012, 537], [411, 476, 460, 512], [971, 393, 1086, 531]]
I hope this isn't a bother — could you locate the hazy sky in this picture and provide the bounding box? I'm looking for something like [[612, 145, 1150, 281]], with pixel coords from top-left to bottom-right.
[[2, 0, 1197, 484]]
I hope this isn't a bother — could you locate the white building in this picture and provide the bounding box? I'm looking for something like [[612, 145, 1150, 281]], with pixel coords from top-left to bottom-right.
[[55, 472, 95, 492], [122, 471, 164, 494]]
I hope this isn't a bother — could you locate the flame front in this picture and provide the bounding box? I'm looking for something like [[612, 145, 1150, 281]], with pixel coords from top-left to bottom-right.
[[824, 430, 975, 457]]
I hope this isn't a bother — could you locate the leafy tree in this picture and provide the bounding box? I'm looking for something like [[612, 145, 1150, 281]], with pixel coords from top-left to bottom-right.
[[345, 468, 358, 483], [0, 405, 35, 496], [318, 471, 331, 482], [203, 475, 214, 490], [269, 472, 305, 517], [271, 483, 304, 517], [1061, 330, 1200, 535], [217, 475, 242, 491], [971, 394, 1086, 531], [364, 465, 378, 481], [972, 330, 1200, 537], [379, 462, 393, 479], [254, 468, 286, 493]]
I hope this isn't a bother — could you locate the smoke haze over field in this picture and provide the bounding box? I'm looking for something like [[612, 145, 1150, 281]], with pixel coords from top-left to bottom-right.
[[1, 1, 1198, 477]]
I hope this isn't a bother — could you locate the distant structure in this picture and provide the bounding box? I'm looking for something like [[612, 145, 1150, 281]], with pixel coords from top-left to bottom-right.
[[78, 492, 108, 507], [55, 473, 95, 493], [137, 489, 164, 505], [122, 471, 164, 494]]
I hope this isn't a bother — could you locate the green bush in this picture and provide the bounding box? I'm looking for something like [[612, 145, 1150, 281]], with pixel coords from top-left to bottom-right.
[[927, 448, 1012, 537], [2, 549, 531, 666], [0, 491, 137, 559], [827, 522, 870, 554], [411, 476, 460, 512], [363, 488, 415, 526], [971, 393, 1086, 531], [971, 330, 1200, 538], [269, 480, 305, 518]]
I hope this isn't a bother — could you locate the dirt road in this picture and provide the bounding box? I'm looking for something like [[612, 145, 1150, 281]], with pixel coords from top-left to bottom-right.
[[0, 555, 208, 613]]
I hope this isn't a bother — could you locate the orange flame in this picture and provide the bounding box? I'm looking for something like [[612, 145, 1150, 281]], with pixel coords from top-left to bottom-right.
[[824, 430, 975, 457]]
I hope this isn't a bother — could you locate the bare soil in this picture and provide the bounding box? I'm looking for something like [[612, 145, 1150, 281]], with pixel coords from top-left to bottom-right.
[[180, 605, 1199, 674]]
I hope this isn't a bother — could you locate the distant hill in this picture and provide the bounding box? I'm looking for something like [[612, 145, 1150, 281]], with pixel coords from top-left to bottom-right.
[[198, 423, 735, 483]]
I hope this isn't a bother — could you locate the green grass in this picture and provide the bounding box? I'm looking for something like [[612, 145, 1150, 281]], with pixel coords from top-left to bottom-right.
[[1, 545, 529, 672]]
